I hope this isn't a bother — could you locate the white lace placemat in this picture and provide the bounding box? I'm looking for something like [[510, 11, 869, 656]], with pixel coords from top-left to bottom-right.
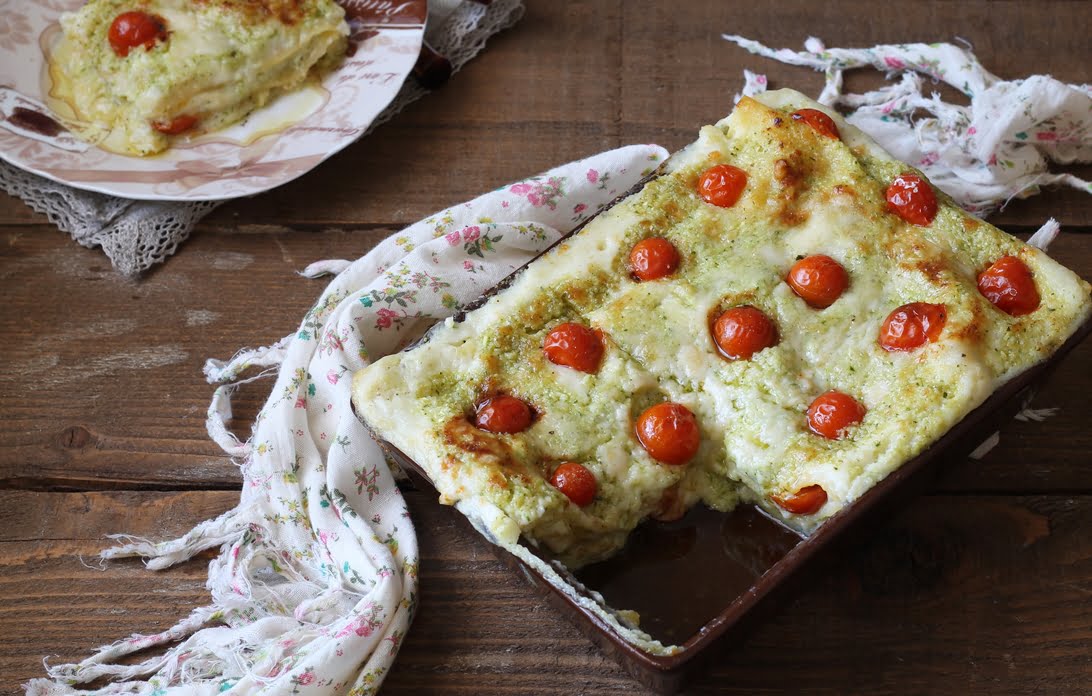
[[0, 0, 524, 277]]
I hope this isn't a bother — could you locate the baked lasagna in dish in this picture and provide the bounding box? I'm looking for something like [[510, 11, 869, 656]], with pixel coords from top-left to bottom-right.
[[49, 0, 348, 156], [351, 89, 1092, 571]]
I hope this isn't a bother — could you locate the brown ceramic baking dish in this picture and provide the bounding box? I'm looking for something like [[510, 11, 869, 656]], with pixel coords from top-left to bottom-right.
[[378, 312, 1089, 692], [359, 175, 1092, 693]]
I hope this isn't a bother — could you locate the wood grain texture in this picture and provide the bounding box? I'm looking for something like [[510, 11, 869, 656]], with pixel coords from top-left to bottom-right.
[[2, 490, 1090, 695], [0, 226, 392, 490], [0, 0, 1090, 693], [0, 2, 1089, 231], [2, 227, 1089, 493]]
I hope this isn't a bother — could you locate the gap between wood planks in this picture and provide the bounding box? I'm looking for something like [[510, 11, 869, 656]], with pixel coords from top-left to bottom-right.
[[1, 218, 1090, 238], [1, 229, 1089, 495], [0, 477, 244, 493]]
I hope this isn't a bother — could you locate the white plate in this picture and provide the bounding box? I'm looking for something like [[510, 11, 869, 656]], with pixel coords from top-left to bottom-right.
[[0, 0, 426, 201]]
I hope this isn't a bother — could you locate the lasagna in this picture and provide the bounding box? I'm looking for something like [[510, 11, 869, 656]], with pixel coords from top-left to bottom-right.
[[351, 89, 1092, 570], [49, 0, 348, 156]]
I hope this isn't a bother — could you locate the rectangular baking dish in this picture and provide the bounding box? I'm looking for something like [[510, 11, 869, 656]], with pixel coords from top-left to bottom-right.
[[360, 174, 1092, 693], [379, 321, 1088, 692]]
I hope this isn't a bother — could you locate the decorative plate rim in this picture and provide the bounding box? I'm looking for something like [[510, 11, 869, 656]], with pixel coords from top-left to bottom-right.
[[0, 0, 427, 202]]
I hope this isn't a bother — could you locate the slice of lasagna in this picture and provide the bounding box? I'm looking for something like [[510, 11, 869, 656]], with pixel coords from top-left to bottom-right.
[[352, 89, 1091, 569], [50, 0, 348, 155]]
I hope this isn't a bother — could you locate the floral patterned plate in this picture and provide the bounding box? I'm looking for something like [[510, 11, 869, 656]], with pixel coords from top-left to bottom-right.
[[0, 0, 426, 201]]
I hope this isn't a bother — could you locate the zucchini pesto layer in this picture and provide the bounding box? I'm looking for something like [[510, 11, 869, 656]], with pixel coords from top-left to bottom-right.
[[352, 89, 1092, 569]]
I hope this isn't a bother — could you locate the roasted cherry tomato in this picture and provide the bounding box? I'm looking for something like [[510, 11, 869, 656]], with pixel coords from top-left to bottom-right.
[[886, 173, 938, 226], [698, 163, 748, 208], [770, 484, 828, 515], [791, 108, 839, 139], [879, 302, 947, 352], [108, 11, 168, 57], [630, 237, 680, 281], [786, 255, 849, 309], [549, 462, 597, 507], [151, 114, 198, 135], [543, 322, 604, 374], [635, 402, 701, 465], [474, 395, 533, 434], [977, 255, 1040, 316], [712, 306, 778, 361], [807, 390, 866, 440]]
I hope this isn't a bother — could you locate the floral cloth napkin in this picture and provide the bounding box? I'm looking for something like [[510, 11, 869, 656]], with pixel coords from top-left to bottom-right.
[[725, 36, 1092, 217], [27, 144, 667, 696]]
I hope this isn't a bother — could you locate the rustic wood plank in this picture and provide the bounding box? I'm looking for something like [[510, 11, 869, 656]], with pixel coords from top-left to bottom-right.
[[2, 490, 1090, 695], [0, 2, 1089, 694], [0, 2, 1088, 232], [935, 338, 1092, 494], [618, 0, 1092, 230], [192, 0, 629, 232], [0, 491, 234, 695], [699, 493, 1092, 695], [0, 490, 641, 694], [0, 225, 391, 490], [3, 225, 1089, 493]]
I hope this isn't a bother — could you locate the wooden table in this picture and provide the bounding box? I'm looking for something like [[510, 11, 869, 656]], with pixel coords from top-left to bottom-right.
[[2, 2, 1090, 693]]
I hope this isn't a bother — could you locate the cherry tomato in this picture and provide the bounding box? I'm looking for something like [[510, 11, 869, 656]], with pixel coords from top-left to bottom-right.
[[712, 306, 778, 361], [786, 255, 849, 309], [635, 402, 701, 465], [791, 108, 840, 139], [549, 462, 597, 507], [698, 164, 748, 208], [474, 395, 533, 434], [770, 484, 828, 515], [543, 322, 604, 374], [886, 173, 938, 226], [977, 255, 1040, 316], [108, 11, 168, 57], [630, 237, 680, 281], [879, 302, 947, 352], [807, 390, 866, 440], [151, 114, 198, 135]]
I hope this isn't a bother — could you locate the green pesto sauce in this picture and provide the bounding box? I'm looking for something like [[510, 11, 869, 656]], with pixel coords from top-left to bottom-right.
[[356, 92, 1091, 569]]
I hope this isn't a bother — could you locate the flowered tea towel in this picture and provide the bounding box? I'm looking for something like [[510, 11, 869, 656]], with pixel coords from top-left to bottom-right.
[[725, 36, 1091, 216], [26, 144, 667, 696]]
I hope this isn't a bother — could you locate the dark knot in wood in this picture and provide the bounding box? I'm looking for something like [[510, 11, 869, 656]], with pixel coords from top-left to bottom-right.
[[59, 425, 94, 449]]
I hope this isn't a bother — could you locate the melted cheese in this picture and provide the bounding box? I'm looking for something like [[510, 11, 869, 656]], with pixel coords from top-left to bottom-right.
[[50, 0, 348, 155], [353, 90, 1092, 569]]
